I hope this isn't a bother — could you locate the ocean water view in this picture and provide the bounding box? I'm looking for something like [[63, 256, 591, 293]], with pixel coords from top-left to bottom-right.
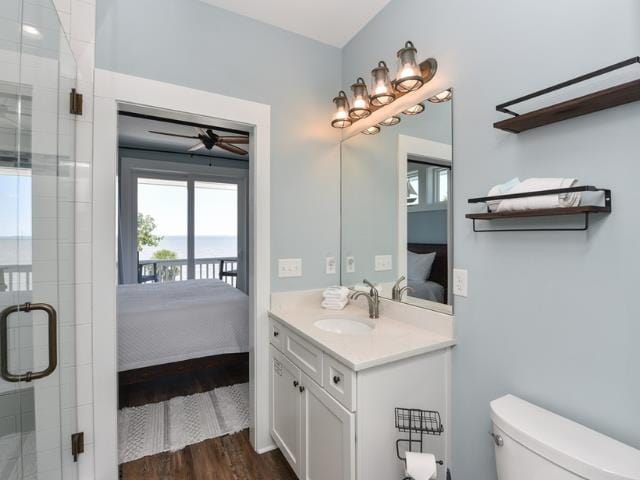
[[0, 236, 237, 266], [139, 235, 237, 260]]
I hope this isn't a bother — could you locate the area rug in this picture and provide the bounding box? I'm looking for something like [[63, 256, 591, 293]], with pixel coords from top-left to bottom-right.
[[118, 382, 249, 464]]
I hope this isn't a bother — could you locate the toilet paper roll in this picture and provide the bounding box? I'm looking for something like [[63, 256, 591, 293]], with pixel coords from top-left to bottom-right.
[[405, 452, 437, 480]]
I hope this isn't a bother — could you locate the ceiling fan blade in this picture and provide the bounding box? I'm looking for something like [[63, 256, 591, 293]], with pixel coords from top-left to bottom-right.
[[217, 136, 249, 144], [149, 130, 199, 139], [188, 142, 205, 152], [216, 142, 248, 155]]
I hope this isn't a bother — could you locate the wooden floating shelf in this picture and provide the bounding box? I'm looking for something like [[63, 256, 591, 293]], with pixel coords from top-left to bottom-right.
[[465, 205, 610, 220], [466, 186, 612, 232], [494, 57, 640, 134]]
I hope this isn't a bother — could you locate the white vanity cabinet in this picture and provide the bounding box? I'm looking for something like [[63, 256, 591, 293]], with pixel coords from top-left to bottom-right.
[[270, 344, 355, 480], [269, 315, 450, 480]]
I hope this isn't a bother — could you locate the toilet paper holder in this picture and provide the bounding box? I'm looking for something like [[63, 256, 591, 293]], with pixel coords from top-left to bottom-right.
[[395, 407, 444, 466]]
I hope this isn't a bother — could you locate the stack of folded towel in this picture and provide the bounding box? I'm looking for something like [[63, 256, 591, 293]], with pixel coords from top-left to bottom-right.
[[486, 178, 581, 212], [321, 286, 349, 310]]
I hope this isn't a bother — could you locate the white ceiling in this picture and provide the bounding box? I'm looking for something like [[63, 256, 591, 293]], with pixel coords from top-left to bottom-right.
[[198, 0, 393, 47]]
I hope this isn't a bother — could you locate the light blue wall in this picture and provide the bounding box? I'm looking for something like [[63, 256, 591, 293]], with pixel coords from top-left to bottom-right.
[[96, 0, 342, 291], [343, 0, 640, 478], [408, 210, 447, 244]]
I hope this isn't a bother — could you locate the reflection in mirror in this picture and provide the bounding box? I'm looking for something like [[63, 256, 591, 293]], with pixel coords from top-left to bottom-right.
[[340, 89, 453, 313]]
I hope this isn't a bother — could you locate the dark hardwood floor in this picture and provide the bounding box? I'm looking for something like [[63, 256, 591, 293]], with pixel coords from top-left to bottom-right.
[[120, 429, 297, 480], [119, 354, 296, 480]]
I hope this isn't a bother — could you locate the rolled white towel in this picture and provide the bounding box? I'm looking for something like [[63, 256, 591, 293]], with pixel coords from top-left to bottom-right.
[[486, 177, 520, 212], [322, 286, 349, 300], [321, 298, 348, 310], [497, 178, 580, 212]]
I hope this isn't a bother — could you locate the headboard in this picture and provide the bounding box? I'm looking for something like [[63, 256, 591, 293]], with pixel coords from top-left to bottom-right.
[[407, 243, 448, 299]]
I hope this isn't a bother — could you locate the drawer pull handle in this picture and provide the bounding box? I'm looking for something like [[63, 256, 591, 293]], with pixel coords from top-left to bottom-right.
[[273, 331, 279, 337], [293, 380, 299, 388], [333, 375, 341, 384], [299, 386, 305, 393]]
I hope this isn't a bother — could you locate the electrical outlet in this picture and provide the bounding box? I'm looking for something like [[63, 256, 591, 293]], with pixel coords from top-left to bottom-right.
[[346, 256, 355, 273], [375, 255, 393, 272], [325, 256, 337, 275], [278, 258, 302, 278], [453, 268, 468, 297]]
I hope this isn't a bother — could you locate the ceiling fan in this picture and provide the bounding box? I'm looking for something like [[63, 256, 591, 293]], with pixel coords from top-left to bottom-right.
[[149, 127, 249, 155]]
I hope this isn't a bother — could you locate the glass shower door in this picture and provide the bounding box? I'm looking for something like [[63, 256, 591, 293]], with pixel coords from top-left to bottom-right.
[[0, 0, 78, 478]]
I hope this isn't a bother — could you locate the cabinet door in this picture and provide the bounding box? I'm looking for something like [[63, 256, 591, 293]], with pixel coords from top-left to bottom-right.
[[300, 373, 356, 480], [270, 345, 302, 475]]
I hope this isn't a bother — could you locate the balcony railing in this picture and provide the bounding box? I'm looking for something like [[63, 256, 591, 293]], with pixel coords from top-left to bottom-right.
[[137, 257, 238, 287], [0, 265, 32, 292]]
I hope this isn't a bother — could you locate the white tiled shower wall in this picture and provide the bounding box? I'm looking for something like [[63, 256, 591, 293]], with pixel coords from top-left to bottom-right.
[[53, 0, 97, 477]]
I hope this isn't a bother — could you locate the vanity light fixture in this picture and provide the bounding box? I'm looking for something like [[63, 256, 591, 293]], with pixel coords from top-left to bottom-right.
[[329, 41, 438, 128], [394, 41, 424, 93], [402, 103, 425, 115], [331, 91, 352, 128], [370, 61, 395, 107], [379, 116, 401, 126], [362, 125, 381, 135], [349, 77, 371, 119], [428, 88, 453, 103]]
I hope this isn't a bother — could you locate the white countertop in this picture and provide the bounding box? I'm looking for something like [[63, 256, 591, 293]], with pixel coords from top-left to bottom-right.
[[268, 296, 456, 372]]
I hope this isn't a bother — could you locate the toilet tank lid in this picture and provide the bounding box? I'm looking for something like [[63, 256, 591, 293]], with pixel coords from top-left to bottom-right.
[[490, 395, 640, 480]]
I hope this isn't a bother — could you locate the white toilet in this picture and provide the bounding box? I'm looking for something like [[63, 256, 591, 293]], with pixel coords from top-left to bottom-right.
[[490, 395, 640, 480]]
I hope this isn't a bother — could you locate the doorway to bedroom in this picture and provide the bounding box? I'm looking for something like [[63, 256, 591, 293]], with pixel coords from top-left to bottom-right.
[[113, 107, 291, 478]]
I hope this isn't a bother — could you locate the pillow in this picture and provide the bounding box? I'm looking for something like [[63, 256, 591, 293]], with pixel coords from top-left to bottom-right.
[[407, 251, 436, 282]]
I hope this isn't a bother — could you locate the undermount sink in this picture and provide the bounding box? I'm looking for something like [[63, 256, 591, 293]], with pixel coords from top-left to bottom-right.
[[314, 316, 374, 334]]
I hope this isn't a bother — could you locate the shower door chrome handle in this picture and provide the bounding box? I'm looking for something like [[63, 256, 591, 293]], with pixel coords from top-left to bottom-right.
[[1, 302, 58, 382]]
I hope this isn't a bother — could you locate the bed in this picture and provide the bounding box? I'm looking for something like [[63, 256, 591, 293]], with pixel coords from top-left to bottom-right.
[[407, 243, 448, 304], [117, 279, 249, 372]]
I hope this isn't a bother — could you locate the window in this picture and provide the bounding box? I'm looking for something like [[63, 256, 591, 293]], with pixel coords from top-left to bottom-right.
[[130, 175, 244, 288], [407, 161, 450, 211], [137, 178, 188, 282], [407, 170, 419, 205], [194, 181, 238, 283]]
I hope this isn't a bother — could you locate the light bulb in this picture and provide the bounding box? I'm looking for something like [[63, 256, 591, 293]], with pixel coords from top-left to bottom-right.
[[353, 98, 366, 109]]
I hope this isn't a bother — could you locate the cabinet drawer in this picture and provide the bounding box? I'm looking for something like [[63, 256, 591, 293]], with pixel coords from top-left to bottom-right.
[[284, 329, 323, 386], [323, 355, 356, 412], [269, 316, 286, 351]]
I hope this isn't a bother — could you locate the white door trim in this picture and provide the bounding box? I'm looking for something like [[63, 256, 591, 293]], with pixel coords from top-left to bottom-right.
[[92, 69, 272, 479], [397, 134, 452, 315]]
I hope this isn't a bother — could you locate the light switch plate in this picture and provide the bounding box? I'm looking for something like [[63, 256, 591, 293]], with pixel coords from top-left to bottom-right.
[[453, 268, 468, 297], [375, 255, 393, 272], [325, 256, 336, 275], [278, 258, 302, 278], [346, 256, 355, 273]]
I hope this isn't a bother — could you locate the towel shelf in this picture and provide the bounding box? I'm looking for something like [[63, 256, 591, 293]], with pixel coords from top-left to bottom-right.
[[494, 57, 640, 133], [466, 186, 611, 232]]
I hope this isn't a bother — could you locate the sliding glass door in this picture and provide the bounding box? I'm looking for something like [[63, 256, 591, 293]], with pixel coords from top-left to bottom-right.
[[122, 167, 247, 292], [194, 181, 240, 288]]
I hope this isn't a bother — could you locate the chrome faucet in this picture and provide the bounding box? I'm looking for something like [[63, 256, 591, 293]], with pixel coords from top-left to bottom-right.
[[349, 279, 380, 319], [391, 276, 414, 301]]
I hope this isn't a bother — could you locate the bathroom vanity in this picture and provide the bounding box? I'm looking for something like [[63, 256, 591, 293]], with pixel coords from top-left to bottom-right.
[[268, 292, 455, 480]]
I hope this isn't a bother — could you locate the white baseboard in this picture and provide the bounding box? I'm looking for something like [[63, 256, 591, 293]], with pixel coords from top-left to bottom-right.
[[255, 443, 278, 455]]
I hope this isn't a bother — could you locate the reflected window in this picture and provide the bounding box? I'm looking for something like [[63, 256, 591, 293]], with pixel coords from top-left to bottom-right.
[[407, 161, 450, 211]]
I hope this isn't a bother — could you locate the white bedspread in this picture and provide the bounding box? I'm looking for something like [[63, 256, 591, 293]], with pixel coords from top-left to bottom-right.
[[117, 279, 249, 372]]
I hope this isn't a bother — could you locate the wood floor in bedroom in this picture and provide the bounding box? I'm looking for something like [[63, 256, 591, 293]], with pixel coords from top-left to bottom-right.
[[119, 353, 296, 480]]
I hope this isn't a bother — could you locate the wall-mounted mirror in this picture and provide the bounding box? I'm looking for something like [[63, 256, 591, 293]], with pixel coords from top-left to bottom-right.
[[340, 89, 453, 314]]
